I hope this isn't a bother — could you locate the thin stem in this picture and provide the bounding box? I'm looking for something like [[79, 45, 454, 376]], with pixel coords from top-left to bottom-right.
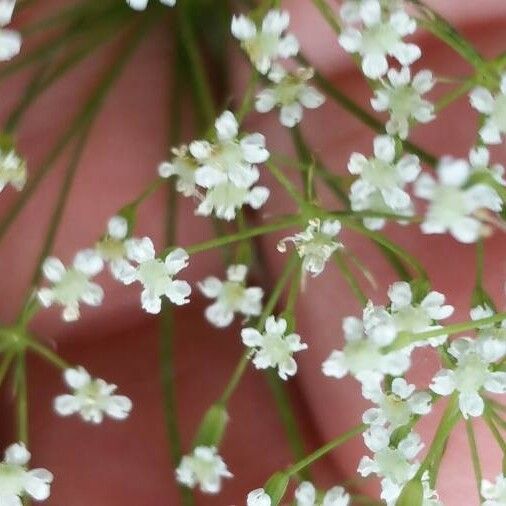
[[465, 418, 483, 502], [265, 161, 306, 208], [484, 409, 506, 454], [333, 251, 368, 306], [15, 355, 29, 445], [0, 351, 15, 388], [26, 338, 70, 370]]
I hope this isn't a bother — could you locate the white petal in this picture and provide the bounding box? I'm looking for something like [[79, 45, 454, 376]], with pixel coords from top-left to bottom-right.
[[125, 237, 156, 263], [42, 257, 66, 283], [126, 0, 149, 10], [265, 315, 287, 334], [438, 158, 469, 187], [484, 372, 506, 394], [255, 89, 277, 113], [105, 395, 133, 419], [280, 102, 303, 127], [469, 146, 490, 168], [241, 328, 263, 347], [247, 186, 270, 209], [64, 366, 91, 389], [388, 281, 412, 308], [141, 290, 162, 314], [240, 133, 269, 163], [362, 53, 388, 79], [480, 121, 502, 144], [73, 249, 104, 276], [390, 42, 421, 66], [231, 15, 256, 40], [53, 394, 81, 416], [450, 216, 481, 243], [189, 140, 212, 160], [459, 391, 484, 418], [23, 472, 53, 501], [198, 277, 222, 298], [294, 481, 316, 505], [0, 0, 15, 25], [81, 282, 104, 306], [0, 29, 21, 61], [338, 28, 362, 53], [391, 377, 415, 399], [205, 302, 234, 327], [107, 215, 128, 240], [299, 86, 325, 109], [396, 155, 421, 182], [195, 165, 227, 188], [373, 135, 395, 163], [360, 0, 381, 27], [322, 350, 348, 378], [388, 66, 410, 87], [166, 280, 191, 305], [430, 369, 455, 395], [164, 247, 189, 275], [4, 442, 30, 466], [469, 87, 495, 114], [62, 301, 80, 320], [262, 9, 289, 35], [465, 184, 502, 212], [227, 264, 247, 282], [247, 488, 271, 506], [412, 69, 435, 93], [215, 110, 238, 141]]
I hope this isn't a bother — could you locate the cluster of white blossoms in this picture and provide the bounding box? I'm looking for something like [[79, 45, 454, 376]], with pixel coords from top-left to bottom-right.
[[160, 110, 270, 221], [347, 135, 421, 229], [338, 0, 420, 79], [0, 443, 53, 505], [0, 146, 26, 193], [0, 0, 21, 61], [198, 264, 263, 328], [371, 67, 435, 140], [278, 218, 343, 277], [125, 0, 175, 11], [54, 366, 132, 424], [255, 65, 325, 128], [481, 474, 506, 506], [248, 481, 350, 506], [241, 316, 307, 380], [175, 446, 232, 494], [231, 9, 299, 75], [470, 73, 506, 145]]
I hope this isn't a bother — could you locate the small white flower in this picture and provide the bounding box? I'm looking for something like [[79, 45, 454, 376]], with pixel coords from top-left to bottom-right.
[[388, 281, 454, 347], [54, 366, 132, 424], [256, 65, 325, 127], [348, 136, 421, 223], [470, 74, 506, 144], [340, 0, 403, 23], [362, 377, 432, 431], [277, 218, 343, 277], [0, 147, 26, 193], [471, 305, 506, 346], [358, 426, 423, 505], [295, 481, 350, 506], [176, 446, 232, 494], [158, 145, 198, 197], [231, 9, 299, 74], [468, 146, 506, 186], [322, 304, 411, 389], [0, 0, 21, 61], [0, 442, 53, 505], [198, 264, 263, 328], [37, 250, 104, 322], [371, 67, 435, 139], [241, 316, 307, 380], [247, 488, 271, 506], [415, 156, 502, 243], [430, 337, 506, 418], [126, 0, 175, 10], [338, 0, 420, 79], [481, 474, 506, 506], [116, 237, 191, 313]]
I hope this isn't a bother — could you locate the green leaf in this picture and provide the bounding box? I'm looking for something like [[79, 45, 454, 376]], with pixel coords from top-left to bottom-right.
[[192, 403, 229, 448]]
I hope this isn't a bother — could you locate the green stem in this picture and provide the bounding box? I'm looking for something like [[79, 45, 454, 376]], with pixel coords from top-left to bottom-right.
[[15, 355, 29, 444], [265, 161, 306, 208], [465, 418, 483, 502], [484, 409, 506, 454], [333, 251, 368, 306]]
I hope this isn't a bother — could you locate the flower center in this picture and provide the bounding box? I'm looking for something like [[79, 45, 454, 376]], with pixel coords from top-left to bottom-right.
[[375, 448, 414, 484], [361, 24, 400, 55], [429, 186, 467, 225], [388, 86, 420, 117], [52, 270, 89, 304], [209, 141, 244, 174], [0, 463, 25, 496], [380, 395, 412, 428], [96, 238, 125, 262], [344, 340, 382, 375], [220, 281, 245, 310], [393, 306, 432, 333], [262, 333, 291, 364], [244, 33, 279, 62], [138, 259, 170, 296], [362, 158, 399, 189], [454, 353, 489, 393]]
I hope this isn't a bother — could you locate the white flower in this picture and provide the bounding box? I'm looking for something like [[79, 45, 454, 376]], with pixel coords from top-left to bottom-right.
[[387, 281, 454, 347], [0, 0, 21, 61], [468, 146, 506, 186], [247, 488, 271, 506], [189, 111, 270, 220], [54, 366, 132, 424], [340, 0, 403, 23], [0, 442, 53, 505], [371, 67, 435, 139], [322, 305, 411, 389], [256, 65, 325, 127], [116, 237, 191, 313], [158, 145, 198, 197], [471, 305, 506, 346], [126, 0, 175, 10], [0, 147, 26, 193], [482, 474, 506, 506], [470, 74, 506, 144], [231, 9, 299, 74], [176, 446, 232, 494], [348, 136, 421, 222], [295, 481, 350, 506], [95, 215, 136, 281], [415, 157, 502, 243], [198, 264, 263, 327], [37, 250, 104, 322], [430, 337, 506, 418], [241, 316, 307, 380], [338, 0, 420, 79], [362, 377, 432, 431], [277, 218, 343, 277], [358, 427, 423, 505]]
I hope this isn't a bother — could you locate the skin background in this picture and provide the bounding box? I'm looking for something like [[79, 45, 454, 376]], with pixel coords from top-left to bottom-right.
[[0, 1, 505, 504]]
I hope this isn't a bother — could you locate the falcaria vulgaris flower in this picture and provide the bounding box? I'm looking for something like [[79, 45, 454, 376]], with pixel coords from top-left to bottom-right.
[[198, 264, 263, 328], [295, 481, 351, 506], [125, 0, 175, 10], [277, 218, 343, 277], [347, 135, 420, 229], [430, 336, 506, 418], [338, 0, 421, 79], [175, 446, 232, 494], [247, 488, 271, 506], [0, 0, 21, 61], [0, 442, 53, 504], [231, 9, 299, 74], [340, 0, 403, 24], [241, 316, 307, 380], [470, 74, 506, 144], [116, 237, 191, 313], [158, 145, 198, 197], [415, 156, 502, 243], [255, 65, 325, 127], [358, 426, 423, 505], [54, 366, 132, 424], [371, 67, 435, 139], [322, 304, 411, 389], [37, 250, 104, 322], [0, 146, 27, 193], [362, 377, 432, 431], [189, 110, 270, 220], [481, 474, 506, 506]]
